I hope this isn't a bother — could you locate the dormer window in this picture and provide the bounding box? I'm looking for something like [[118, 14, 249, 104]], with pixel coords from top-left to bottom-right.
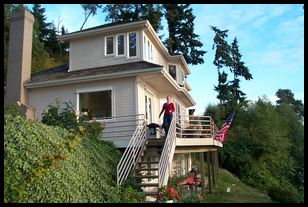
[[117, 34, 125, 56], [168, 64, 177, 81], [128, 32, 137, 57], [105, 36, 114, 55]]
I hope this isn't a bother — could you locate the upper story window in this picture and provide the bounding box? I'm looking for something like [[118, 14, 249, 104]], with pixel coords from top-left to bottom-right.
[[117, 34, 125, 56], [144, 36, 146, 59], [169, 64, 177, 81], [128, 32, 137, 57], [105, 36, 114, 55], [150, 44, 153, 60], [147, 40, 150, 60]]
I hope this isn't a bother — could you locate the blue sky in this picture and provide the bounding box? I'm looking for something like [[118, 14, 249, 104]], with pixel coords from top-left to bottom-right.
[[26, 4, 304, 115]]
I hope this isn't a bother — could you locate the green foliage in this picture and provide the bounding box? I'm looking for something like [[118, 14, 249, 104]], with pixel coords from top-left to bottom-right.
[[4, 108, 122, 202], [211, 27, 252, 107], [163, 4, 206, 65], [119, 186, 145, 203], [4, 104, 22, 117], [276, 89, 304, 119], [204, 97, 304, 203], [80, 4, 103, 30], [103, 4, 163, 32], [41, 99, 104, 140]]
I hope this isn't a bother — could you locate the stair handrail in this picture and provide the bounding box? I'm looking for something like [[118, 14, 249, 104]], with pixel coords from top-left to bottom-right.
[[158, 116, 176, 187], [117, 114, 146, 186]]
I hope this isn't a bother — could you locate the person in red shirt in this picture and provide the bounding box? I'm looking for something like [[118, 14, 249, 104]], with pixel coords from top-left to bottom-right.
[[159, 95, 175, 137]]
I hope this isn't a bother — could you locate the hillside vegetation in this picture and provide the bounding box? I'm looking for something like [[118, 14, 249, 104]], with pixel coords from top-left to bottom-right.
[[4, 106, 122, 202], [205, 96, 304, 203]]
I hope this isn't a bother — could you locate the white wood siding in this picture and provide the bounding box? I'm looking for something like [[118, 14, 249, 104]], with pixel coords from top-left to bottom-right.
[[29, 77, 137, 148], [69, 31, 143, 71]]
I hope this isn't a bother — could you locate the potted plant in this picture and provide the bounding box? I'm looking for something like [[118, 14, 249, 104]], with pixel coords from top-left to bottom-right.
[[156, 186, 180, 203]]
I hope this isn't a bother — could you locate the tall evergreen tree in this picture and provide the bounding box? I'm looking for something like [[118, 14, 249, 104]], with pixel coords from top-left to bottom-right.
[[211, 27, 252, 108], [103, 4, 163, 32], [276, 89, 304, 119], [163, 4, 206, 65], [211, 26, 232, 104], [80, 4, 102, 30], [228, 38, 253, 107], [31, 4, 51, 43]]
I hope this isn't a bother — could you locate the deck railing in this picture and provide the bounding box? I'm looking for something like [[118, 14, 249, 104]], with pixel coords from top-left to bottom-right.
[[176, 115, 218, 139], [158, 116, 176, 187], [116, 114, 147, 186]]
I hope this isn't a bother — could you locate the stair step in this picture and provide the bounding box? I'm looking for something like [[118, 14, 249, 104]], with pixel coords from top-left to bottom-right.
[[135, 183, 159, 187], [137, 168, 158, 171], [132, 175, 158, 179], [144, 191, 158, 195], [138, 161, 159, 165]]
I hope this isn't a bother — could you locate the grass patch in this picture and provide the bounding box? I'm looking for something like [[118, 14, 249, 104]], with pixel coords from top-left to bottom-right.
[[203, 169, 274, 203]]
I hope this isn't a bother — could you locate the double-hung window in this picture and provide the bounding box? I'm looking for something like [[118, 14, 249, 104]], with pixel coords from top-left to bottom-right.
[[105, 36, 114, 55], [117, 34, 125, 56], [168, 64, 177, 81], [128, 32, 137, 57]]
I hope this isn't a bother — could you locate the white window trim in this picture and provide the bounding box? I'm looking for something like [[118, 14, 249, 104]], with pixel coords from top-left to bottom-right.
[[75, 86, 114, 121], [116, 34, 126, 57], [104, 35, 114, 56], [147, 40, 150, 61], [143, 35, 147, 60], [127, 31, 138, 58]]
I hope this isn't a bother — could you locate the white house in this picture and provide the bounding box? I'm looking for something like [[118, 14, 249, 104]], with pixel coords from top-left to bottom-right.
[[5, 9, 222, 196]]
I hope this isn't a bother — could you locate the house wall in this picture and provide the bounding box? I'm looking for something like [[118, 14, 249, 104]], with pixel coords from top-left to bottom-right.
[[69, 30, 143, 71], [29, 77, 137, 148]]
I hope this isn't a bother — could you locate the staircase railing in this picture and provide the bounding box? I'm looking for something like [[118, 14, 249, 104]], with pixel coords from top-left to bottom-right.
[[158, 116, 176, 187], [117, 114, 146, 186]]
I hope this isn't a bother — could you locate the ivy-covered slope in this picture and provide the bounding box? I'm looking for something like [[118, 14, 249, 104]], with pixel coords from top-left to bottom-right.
[[4, 112, 122, 202]]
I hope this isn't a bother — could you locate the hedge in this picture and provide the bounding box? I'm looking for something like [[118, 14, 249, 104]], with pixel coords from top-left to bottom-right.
[[4, 109, 122, 203]]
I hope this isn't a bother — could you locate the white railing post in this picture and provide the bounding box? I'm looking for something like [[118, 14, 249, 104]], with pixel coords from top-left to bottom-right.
[[116, 114, 147, 186], [158, 117, 176, 187]]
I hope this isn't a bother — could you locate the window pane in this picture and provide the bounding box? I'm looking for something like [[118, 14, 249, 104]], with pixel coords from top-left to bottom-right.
[[117, 35, 124, 55], [129, 33, 137, 57], [79, 90, 112, 119], [147, 40, 150, 60], [150, 44, 153, 60], [144, 36, 146, 59], [169, 65, 177, 81], [106, 37, 113, 55]]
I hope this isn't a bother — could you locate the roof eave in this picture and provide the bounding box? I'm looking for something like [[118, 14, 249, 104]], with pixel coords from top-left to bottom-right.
[[58, 20, 148, 41], [24, 66, 162, 89]]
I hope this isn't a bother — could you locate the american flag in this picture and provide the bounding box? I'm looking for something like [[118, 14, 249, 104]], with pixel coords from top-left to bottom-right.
[[214, 111, 235, 142]]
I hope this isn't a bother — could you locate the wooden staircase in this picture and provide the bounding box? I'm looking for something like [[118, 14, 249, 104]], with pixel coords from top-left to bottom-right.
[[133, 138, 166, 201]]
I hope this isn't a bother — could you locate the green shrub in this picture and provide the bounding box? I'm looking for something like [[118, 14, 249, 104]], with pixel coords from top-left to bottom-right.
[[4, 108, 122, 202], [41, 99, 104, 139]]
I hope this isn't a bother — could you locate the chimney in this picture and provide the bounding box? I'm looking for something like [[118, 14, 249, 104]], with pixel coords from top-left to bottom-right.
[[5, 8, 36, 120]]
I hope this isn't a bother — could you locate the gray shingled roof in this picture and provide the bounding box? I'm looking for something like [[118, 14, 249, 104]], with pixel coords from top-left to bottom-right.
[[28, 61, 163, 83], [65, 19, 146, 35]]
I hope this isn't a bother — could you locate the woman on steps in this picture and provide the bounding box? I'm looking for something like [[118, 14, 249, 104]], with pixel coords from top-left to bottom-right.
[[159, 95, 175, 137]]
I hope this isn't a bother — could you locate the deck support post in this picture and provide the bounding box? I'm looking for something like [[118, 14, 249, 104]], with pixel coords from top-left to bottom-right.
[[211, 151, 216, 186], [199, 152, 206, 196], [207, 151, 212, 193]]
